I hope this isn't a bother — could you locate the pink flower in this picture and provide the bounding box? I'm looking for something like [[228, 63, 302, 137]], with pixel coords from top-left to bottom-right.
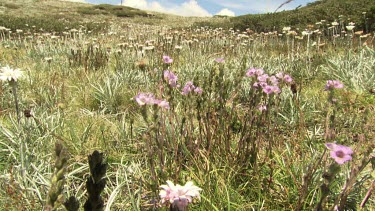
[[257, 74, 269, 82], [262, 85, 281, 95], [164, 70, 178, 87], [134, 92, 169, 109], [255, 68, 264, 76], [269, 76, 279, 85], [275, 72, 284, 79], [246, 68, 256, 77], [283, 74, 293, 83], [325, 143, 353, 164], [134, 92, 155, 106], [257, 104, 267, 111], [159, 180, 202, 209], [157, 100, 170, 109], [163, 55, 173, 64], [262, 85, 273, 94], [271, 85, 281, 94], [194, 87, 203, 94], [182, 81, 195, 95], [215, 58, 225, 63], [182, 81, 202, 95], [325, 80, 344, 90]]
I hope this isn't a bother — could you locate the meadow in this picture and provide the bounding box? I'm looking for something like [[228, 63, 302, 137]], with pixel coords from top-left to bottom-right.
[[0, 2, 375, 210]]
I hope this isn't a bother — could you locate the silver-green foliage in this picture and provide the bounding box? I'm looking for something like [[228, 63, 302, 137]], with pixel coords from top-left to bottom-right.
[[322, 47, 375, 93]]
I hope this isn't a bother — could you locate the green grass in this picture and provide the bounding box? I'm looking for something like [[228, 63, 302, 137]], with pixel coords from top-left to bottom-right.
[[77, 4, 150, 18], [0, 0, 375, 210]]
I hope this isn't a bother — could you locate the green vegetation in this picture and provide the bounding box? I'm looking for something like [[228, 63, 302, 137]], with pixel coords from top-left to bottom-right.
[[0, 14, 107, 33], [196, 0, 375, 32], [77, 4, 150, 18], [0, 0, 374, 210]]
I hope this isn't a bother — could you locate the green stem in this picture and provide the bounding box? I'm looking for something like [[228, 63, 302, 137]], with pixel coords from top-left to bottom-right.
[[10, 80, 20, 125]]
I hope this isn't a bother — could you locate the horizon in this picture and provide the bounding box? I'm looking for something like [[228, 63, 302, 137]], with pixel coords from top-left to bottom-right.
[[66, 0, 317, 17]]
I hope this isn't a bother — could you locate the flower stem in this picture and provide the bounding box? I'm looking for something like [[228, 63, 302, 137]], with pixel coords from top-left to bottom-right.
[[10, 80, 20, 125]]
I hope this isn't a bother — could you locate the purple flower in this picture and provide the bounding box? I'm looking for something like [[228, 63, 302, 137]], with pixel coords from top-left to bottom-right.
[[283, 74, 293, 83], [158, 100, 170, 109], [325, 143, 353, 164], [134, 92, 169, 109], [215, 58, 225, 63], [262, 85, 274, 94], [325, 80, 344, 90], [181, 81, 202, 95], [275, 72, 284, 79], [257, 104, 267, 111], [134, 92, 155, 106], [262, 85, 281, 94], [269, 76, 279, 85], [182, 81, 195, 95], [163, 55, 173, 64], [194, 87, 203, 94], [246, 68, 264, 77], [259, 82, 267, 88], [164, 70, 178, 87], [246, 68, 257, 77], [271, 85, 281, 94], [257, 74, 269, 82], [255, 68, 264, 76]]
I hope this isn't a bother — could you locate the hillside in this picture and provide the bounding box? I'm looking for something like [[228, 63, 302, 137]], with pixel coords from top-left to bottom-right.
[[0, 0, 216, 33], [1, 0, 374, 33], [197, 0, 375, 33]]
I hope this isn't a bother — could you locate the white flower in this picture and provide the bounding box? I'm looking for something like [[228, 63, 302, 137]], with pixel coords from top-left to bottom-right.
[[346, 25, 355, 31], [0, 66, 23, 82], [159, 180, 202, 209], [282, 26, 291, 32], [302, 31, 312, 36]]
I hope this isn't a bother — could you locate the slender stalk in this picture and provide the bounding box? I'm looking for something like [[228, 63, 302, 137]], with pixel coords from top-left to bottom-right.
[[10, 80, 20, 125]]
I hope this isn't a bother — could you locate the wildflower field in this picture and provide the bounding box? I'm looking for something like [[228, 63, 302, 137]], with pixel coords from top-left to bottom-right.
[[1, 0, 375, 210]]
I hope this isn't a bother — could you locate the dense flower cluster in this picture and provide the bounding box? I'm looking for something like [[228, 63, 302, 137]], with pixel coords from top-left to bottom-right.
[[159, 180, 202, 209], [134, 92, 170, 109], [325, 143, 353, 164], [0, 65, 23, 82], [245, 68, 293, 95]]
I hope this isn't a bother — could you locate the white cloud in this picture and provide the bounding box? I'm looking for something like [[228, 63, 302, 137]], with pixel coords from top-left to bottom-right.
[[63, 0, 87, 3], [121, 0, 148, 9], [121, 0, 212, 17], [176, 0, 212, 17], [208, 0, 315, 13], [215, 8, 235, 16]]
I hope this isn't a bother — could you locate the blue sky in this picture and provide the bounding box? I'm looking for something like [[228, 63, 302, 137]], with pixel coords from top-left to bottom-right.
[[68, 0, 317, 17]]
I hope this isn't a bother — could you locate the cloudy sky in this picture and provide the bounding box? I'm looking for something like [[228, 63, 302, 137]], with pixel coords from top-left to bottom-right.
[[70, 0, 316, 17]]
